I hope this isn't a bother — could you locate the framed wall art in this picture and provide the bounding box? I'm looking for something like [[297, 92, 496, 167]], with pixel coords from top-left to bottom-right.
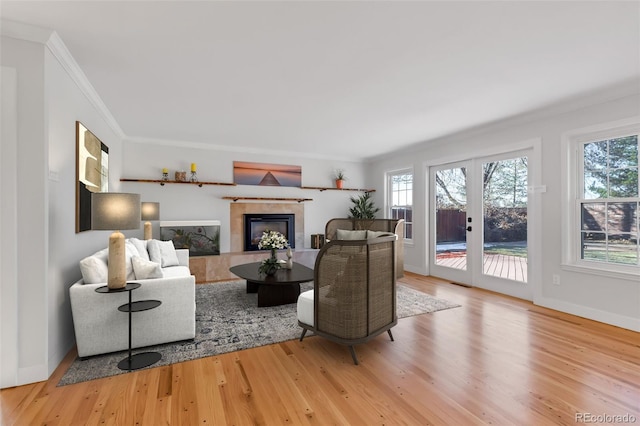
[[76, 121, 109, 232], [233, 161, 301, 187]]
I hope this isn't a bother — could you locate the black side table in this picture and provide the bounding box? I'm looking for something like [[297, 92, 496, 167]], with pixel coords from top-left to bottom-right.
[[95, 282, 162, 371]]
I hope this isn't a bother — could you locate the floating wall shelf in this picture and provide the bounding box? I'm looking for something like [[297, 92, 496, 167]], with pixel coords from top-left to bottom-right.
[[120, 178, 236, 187], [222, 196, 313, 203], [121, 179, 374, 193], [300, 186, 375, 192]]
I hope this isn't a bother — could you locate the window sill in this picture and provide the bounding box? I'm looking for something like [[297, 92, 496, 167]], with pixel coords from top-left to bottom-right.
[[561, 262, 640, 282]]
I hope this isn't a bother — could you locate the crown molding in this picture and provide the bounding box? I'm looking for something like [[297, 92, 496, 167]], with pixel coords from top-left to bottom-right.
[[1, 20, 125, 139], [1, 19, 52, 44], [45, 32, 125, 139]]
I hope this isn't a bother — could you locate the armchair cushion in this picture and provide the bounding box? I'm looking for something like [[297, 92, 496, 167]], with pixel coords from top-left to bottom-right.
[[367, 230, 395, 239], [336, 229, 367, 240]]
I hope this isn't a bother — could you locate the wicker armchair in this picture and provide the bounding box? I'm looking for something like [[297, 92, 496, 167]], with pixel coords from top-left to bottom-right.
[[297, 235, 397, 364], [324, 218, 404, 278]]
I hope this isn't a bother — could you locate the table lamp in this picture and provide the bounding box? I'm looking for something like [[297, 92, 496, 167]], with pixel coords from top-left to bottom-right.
[[141, 202, 160, 240], [92, 192, 141, 289]]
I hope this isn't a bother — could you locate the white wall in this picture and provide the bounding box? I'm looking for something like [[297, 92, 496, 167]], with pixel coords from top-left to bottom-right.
[[368, 92, 640, 331], [44, 46, 124, 378], [1, 35, 49, 385], [121, 141, 367, 250], [1, 31, 125, 386]]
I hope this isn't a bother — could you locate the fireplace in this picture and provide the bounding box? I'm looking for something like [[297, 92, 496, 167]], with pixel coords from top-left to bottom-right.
[[244, 214, 295, 251]]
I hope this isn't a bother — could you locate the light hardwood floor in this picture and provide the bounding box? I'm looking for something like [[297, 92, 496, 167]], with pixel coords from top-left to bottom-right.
[[2, 273, 639, 425]]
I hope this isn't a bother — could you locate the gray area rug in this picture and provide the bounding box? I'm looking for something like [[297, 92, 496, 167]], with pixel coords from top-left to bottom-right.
[[58, 280, 460, 386]]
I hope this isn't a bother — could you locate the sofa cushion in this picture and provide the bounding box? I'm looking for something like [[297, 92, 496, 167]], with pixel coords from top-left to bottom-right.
[[336, 229, 367, 240], [162, 265, 191, 278], [128, 237, 150, 261], [131, 255, 163, 280], [148, 239, 180, 267], [79, 248, 109, 284]]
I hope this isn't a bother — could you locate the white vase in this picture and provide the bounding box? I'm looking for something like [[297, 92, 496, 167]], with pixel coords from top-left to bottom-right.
[[285, 247, 293, 269]]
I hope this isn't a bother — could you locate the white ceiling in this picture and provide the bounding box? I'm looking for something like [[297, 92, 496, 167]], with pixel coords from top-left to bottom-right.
[[2, 1, 639, 161]]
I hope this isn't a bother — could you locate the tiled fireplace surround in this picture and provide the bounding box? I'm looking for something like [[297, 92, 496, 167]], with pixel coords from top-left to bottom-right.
[[188, 203, 317, 283]]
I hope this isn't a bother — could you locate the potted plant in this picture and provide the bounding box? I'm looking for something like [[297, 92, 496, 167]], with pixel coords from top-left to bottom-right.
[[348, 192, 380, 219], [334, 169, 346, 189]]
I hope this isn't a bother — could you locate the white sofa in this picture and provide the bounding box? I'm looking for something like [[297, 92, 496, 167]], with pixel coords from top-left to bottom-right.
[[70, 238, 196, 358]]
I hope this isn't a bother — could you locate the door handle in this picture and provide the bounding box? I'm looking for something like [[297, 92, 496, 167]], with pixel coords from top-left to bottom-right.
[[466, 226, 472, 232]]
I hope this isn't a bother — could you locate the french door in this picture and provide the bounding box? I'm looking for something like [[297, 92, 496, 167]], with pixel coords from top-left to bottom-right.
[[429, 150, 532, 300]]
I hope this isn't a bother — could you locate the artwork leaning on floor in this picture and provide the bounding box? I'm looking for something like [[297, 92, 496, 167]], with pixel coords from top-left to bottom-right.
[[160, 221, 221, 256]]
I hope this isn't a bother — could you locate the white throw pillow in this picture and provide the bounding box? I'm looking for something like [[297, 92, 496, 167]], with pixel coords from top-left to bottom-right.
[[124, 242, 138, 281], [336, 229, 367, 240], [147, 239, 180, 267], [79, 248, 109, 284], [128, 237, 150, 261], [131, 256, 163, 280]]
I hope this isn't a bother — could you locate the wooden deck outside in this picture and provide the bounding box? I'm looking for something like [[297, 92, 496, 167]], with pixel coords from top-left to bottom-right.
[[436, 253, 528, 282]]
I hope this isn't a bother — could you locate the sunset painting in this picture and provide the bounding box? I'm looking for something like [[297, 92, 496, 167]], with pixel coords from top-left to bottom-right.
[[233, 161, 302, 187]]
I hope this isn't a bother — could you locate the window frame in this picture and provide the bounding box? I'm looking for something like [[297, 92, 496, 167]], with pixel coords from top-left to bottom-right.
[[562, 118, 640, 280], [387, 168, 414, 244]]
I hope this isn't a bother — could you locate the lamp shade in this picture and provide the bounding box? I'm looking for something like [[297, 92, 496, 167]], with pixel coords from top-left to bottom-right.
[[91, 193, 141, 230], [141, 202, 160, 221]]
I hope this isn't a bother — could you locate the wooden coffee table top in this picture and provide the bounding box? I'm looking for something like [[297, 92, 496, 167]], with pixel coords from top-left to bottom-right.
[[229, 262, 314, 285]]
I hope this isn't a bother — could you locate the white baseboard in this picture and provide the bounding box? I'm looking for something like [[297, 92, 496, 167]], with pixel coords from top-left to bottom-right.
[[534, 295, 640, 332], [404, 264, 429, 276], [18, 363, 48, 386]]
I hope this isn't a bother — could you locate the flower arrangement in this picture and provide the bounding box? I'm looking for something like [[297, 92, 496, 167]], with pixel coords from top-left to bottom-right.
[[257, 230, 289, 251], [257, 230, 289, 275]]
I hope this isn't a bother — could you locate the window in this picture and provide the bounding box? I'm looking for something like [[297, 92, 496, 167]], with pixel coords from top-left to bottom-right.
[[577, 131, 639, 269], [388, 170, 413, 241]]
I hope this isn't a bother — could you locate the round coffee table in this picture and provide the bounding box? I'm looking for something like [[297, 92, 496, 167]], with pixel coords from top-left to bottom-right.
[[229, 262, 314, 307]]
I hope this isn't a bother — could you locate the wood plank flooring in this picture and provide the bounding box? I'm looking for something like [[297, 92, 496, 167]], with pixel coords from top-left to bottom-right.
[[2, 273, 638, 425]]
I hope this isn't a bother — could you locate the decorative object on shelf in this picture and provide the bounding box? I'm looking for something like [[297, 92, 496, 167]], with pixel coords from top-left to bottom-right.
[[161, 168, 169, 182], [76, 121, 109, 233], [234, 161, 302, 187], [348, 192, 381, 219], [284, 247, 293, 269], [190, 163, 198, 182], [141, 202, 160, 240], [175, 171, 187, 182], [257, 230, 289, 276], [311, 234, 325, 249], [334, 169, 346, 189], [91, 192, 141, 289]]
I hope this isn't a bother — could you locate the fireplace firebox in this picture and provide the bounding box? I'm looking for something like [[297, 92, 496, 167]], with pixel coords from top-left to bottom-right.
[[244, 214, 295, 251]]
